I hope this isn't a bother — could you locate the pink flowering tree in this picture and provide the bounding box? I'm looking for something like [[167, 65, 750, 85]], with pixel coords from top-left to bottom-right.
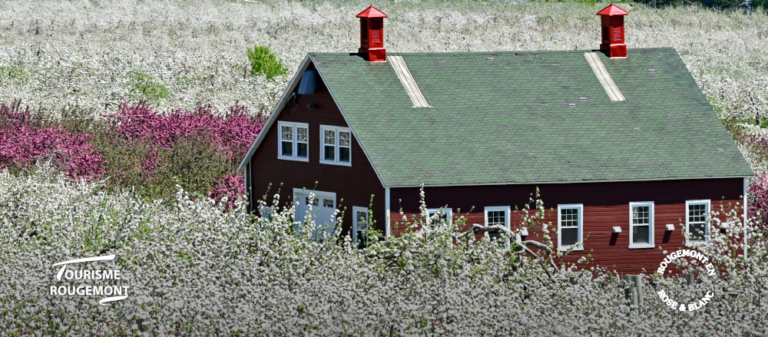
[[104, 102, 264, 164], [0, 101, 104, 180], [749, 173, 768, 231], [101, 102, 264, 206]]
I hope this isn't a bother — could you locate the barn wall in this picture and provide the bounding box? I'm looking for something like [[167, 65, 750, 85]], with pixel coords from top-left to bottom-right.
[[389, 179, 745, 275], [248, 63, 386, 239]]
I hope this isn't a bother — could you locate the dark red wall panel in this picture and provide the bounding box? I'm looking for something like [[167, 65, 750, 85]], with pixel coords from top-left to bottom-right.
[[390, 179, 745, 275], [248, 64, 385, 238]]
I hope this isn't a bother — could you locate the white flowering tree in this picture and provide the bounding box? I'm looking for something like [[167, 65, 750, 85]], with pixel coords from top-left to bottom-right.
[[0, 165, 765, 335]]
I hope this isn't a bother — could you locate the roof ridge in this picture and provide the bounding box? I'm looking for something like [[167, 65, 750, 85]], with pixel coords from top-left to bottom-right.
[[312, 47, 676, 57]]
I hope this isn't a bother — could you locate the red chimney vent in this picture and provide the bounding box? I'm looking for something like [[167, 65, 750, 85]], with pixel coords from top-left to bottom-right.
[[597, 3, 628, 58], [357, 5, 388, 62]]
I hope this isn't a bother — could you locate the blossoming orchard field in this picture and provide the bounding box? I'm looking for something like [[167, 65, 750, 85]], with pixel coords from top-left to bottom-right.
[[2, 0, 768, 335]]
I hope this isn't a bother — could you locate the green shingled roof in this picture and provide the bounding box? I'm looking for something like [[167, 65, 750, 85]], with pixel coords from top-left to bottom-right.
[[311, 48, 753, 188]]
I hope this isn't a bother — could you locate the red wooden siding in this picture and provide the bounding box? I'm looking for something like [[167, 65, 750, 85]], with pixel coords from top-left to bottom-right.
[[248, 63, 386, 239], [389, 179, 744, 275]]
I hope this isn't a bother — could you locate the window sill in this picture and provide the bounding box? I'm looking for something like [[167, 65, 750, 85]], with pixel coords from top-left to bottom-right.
[[278, 156, 309, 162], [319, 160, 352, 167], [558, 245, 584, 252], [628, 244, 655, 249], [685, 240, 709, 247]]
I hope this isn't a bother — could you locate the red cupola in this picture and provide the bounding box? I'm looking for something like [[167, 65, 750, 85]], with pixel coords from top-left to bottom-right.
[[597, 3, 629, 58], [357, 5, 388, 62]]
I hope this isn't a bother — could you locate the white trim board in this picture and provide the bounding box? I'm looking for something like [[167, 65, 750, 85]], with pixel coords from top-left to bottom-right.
[[385, 187, 391, 238], [744, 177, 748, 259]]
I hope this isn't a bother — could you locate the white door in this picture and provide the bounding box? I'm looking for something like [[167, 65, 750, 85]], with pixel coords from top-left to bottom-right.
[[353, 206, 370, 249], [294, 189, 337, 240]]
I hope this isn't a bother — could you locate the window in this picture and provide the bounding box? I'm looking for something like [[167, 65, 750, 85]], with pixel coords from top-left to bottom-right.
[[484, 206, 510, 243], [426, 208, 452, 226], [686, 200, 710, 244], [353, 206, 370, 249], [557, 204, 584, 251], [629, 202, 654, 249], [278, 122, 308, 161], [320, 125, 351, 166]]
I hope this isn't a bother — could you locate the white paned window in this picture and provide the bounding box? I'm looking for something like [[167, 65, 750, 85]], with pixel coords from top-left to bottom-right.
[[277, 121, 309, 161], [686, 200, 710, 244], [629, 202, 654, 249], [319, 125, 352, 166], [557, 204, 584, 251], [353, 206, 370, 249], [484, 206, 510, 244], [427, 208, 452, 226]]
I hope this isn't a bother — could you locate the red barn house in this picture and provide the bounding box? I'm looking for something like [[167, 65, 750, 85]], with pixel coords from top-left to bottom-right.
[[238, 5, 753, 274]]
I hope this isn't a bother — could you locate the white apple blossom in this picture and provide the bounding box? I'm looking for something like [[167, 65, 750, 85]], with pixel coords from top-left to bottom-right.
[[0, 164, 766, 335]]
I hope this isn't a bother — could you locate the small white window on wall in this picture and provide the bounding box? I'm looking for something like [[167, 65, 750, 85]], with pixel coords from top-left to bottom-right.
[[686, 200, 710, 244], [557, 204, 583, 251], [353, 206, 370, 249], [629, 202, 655, 249], [278, 121, 309, 161], [426, 208, 452, 226], [484, 206, 510, 243], [320, 125, 352, 166]]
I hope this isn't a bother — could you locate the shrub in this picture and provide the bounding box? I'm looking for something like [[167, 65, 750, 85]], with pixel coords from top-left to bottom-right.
[[127, 70, 171, 102], [246, 45, 288, 80]]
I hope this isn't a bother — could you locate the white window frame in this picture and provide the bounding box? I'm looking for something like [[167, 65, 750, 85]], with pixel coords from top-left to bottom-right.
[[485, 206, 511, 249], [685, 199, 711, 246], [426, 208, 452, 226], [319, 125, 352, 166], [557, 204, 584, 252], [277, 121, 309, 162], [352, 206, 370, 247], [629, 201, 655, 249]]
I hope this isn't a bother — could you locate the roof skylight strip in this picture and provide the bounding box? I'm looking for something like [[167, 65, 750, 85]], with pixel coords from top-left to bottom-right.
[[584, 52, 626, 102], [388, 56, 431, 108], [389, 56, 429, 107], [388, 56, 423, 106], [584, 53, 619, 101]]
